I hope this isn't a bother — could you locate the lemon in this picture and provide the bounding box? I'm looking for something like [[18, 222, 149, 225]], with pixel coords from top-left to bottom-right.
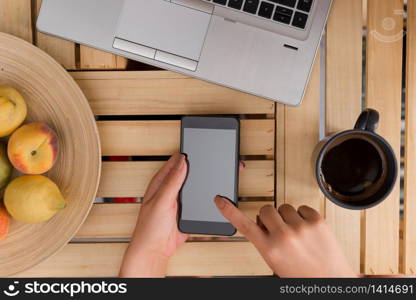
[[4, 175, 66, 223]]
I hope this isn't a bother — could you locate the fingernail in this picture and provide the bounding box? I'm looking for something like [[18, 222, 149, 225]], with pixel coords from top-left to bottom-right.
[[214, 196, 227, 209], [175, 154, 185, 170]]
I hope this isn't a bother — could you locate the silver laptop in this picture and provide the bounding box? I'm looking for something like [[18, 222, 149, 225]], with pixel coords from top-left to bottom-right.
[[37, 0, 332, 106]]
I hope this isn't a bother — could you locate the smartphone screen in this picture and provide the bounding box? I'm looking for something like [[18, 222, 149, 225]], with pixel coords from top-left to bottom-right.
[[179, 116, 239, 236]]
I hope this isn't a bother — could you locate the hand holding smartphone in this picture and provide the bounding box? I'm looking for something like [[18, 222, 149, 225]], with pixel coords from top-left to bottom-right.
[[179, 116, 240, 236]]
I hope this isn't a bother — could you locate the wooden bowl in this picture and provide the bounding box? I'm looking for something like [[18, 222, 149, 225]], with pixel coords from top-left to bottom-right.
[[0, 33, 101, 276]]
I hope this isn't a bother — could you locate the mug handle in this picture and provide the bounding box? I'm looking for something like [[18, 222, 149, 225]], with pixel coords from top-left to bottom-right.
[[354, 109, 379, 132]]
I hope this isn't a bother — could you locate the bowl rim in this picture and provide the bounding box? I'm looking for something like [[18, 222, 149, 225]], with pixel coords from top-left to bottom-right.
[[0, 32, 102, 276]]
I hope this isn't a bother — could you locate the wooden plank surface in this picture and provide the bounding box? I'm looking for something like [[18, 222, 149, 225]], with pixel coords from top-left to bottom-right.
[[98, 120, 275, 156], [283, 54, 324, 212], [2, 0, 410, 278], [76, 201, 272, 239], [72, 71, 275, 115], [0, 0, 32, 43], [16, 243, 272, 277], [98, 160, 274, 198], [364, 0, 403, 275], [80, 46, 127, 70], [325, 0, 363, 274], [35, 0, 76, 69], [275, 104, 285, 207], [403, 0, 416, 275]]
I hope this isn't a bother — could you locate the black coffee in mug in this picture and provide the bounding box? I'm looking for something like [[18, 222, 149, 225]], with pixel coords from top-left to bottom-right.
[[314, 109, 397, 210], [321, 136, 386, 201]]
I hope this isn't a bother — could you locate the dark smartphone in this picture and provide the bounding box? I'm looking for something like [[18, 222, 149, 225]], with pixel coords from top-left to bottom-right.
[[179, 116, 240, 236]]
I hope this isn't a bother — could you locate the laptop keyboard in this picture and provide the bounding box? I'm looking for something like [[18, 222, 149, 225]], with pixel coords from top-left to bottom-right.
[[204, 0, 313, 29]]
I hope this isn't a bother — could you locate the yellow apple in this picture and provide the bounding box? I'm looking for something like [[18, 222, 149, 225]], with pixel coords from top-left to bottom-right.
[[0, 86, 27, 137], [4, 175, 66, 224], [0, 143, 12, 189], [8, 122, 58, 174]]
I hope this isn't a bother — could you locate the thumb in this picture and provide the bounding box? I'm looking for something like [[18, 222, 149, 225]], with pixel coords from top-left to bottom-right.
[[154, 154, 187, 202], [214, 196, 266, 246]]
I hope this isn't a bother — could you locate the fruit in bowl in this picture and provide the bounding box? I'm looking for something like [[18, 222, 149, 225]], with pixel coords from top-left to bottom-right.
[[4, 175, 66, 224], [0, 86, 27, 137], [8, 122, 58, 174], [0, 143, 12, 189], [0, 206, 9, 241], [0, 85, 65, 238]]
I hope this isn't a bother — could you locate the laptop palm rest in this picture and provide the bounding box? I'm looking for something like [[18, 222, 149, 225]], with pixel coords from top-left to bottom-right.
[[113, 0, 211, 70]]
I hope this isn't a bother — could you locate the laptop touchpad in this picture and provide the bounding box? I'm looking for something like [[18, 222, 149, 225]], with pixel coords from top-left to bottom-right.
[[115, 0, 211, 61]]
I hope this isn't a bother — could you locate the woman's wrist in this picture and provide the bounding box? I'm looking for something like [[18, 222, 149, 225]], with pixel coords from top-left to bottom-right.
[[119, 246, 170, 278]]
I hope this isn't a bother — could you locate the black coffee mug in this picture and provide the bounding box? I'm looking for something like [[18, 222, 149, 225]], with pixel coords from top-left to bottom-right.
[[314, 109, 398, 210]]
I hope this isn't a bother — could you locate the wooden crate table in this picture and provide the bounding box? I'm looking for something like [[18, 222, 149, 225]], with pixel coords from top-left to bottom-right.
[[0, 0, 415, 277]]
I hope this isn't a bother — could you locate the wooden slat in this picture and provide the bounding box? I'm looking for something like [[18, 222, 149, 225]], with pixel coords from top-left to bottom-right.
[[0, 0, 32, 42], [363, 0, 368, 26], [325, 0, 363, 274], [275, 104, 285, 206], [16, 242, 272, 277], [283, 54, 324, 212], [404, 0, 416, 275], [98, 160, 274, 198], [364, 0, 403, 275], [71, 71, 275, 115], [35, 0, 76, 69], [98, 120, 275, 156], [75, 201, 272, 239], [80, 46, 127, 69]]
